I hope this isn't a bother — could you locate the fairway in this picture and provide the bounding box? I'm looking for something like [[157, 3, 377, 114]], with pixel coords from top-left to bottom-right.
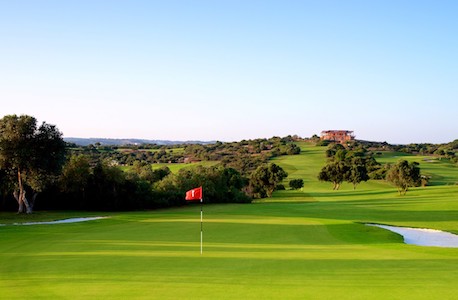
[[1, 144, 457, 299]]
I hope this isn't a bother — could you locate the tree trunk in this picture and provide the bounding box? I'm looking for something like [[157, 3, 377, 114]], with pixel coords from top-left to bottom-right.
[[16, 168, 33, 214], [14, 190, 32, 213], [23, 191, 32, 214], [13, 190, 24, 213]]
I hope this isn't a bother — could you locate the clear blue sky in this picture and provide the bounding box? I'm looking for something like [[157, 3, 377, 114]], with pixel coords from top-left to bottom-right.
[[1, 0, 457, 144]]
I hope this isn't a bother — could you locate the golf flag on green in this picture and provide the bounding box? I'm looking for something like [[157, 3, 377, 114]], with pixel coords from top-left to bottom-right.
[[185, 186, 202, 201], [185, 186, 204, 255]]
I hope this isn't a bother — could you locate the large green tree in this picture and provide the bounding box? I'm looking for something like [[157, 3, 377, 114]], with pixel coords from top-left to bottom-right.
[[289, 178, 304, 190], [386, 159, 421, 195], [249, 163, 288, 198], [319, 143, 376, 190], [60, 154, 92, 206], [0, 115, 66, 213], [346, 157, 370, 189], [318, 161, 349, 190]]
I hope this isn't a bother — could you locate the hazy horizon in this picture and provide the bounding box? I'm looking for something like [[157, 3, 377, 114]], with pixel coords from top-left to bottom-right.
[[2, 1, 457, 144], [63, 135, 455, 145]]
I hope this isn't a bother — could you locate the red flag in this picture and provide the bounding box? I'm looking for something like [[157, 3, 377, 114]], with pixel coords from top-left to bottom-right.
[[185, 187, 203, 201]]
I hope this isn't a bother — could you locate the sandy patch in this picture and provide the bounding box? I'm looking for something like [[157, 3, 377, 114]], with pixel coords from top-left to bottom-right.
[[0, 216, 109, 226], [367, 223, 458, 248]]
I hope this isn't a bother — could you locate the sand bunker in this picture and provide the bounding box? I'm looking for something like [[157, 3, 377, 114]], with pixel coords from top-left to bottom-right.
[[0, 216, 108, 226], [367, 224, 458, 248]]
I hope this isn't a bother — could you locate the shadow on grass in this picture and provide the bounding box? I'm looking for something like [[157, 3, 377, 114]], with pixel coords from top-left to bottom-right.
[[308, 189, 396, 198]]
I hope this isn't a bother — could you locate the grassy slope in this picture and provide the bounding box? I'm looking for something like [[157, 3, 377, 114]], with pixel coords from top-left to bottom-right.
[[119, 161, 219, 173], [376, 151, 458, 186], [152, 161, 219, 173], [1, 143, 458, 299]]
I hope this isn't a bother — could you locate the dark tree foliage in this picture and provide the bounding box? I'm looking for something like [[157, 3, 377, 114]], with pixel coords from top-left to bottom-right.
[[0, 115, 66, 213], [347, 163, 369, 189], [386, 160, 421, 195], [156, 165, 250, 204], [22, 136, 302, 211], [128, 161, 171, 184], [249, 163, 288, 198], [318, 143, 373, 190], [53, 156, 163, 211], [318, 161, 349, 190], [289, 179, 304, 190], [60, 154, 91, 204], [285, 143, 301, 155]]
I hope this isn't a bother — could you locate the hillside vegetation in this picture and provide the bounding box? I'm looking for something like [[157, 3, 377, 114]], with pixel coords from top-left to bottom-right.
[[1, 115, 302, 211]]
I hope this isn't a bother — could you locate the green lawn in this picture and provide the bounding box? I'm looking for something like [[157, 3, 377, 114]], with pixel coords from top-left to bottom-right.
[[116, 147, 185, 154], [1, 143, 458, 299], [377, 151, 458, 186], [152, 161, 219, 173], [120, 161, 219, 173]]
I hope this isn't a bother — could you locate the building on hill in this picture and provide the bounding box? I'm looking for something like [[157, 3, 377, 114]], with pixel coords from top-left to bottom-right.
[[320, 130, 355, 144]]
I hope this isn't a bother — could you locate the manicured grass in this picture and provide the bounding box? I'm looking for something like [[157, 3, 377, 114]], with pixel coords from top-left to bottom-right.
[[377, 151, 458, 186], [152, 161, 219, 173], [116, 147, 185, 154], [1, 143, 457, 299], [119, 161, 219, 173]]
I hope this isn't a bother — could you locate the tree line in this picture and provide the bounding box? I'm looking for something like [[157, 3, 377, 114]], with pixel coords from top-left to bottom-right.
[[318, 143, 374, 190], [0, 115, 290, 213], [69, 136, 301, 175], [318, 142, 425, 194], [2, 114, 451, 212]]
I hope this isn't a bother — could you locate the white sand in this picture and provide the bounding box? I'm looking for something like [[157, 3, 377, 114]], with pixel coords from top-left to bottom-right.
[[367, 224, 458, 248], [0, 216, 108, 226]]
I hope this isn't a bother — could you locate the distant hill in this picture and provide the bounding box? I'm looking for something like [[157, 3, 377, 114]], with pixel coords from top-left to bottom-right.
[[64, 137, 215, 146]]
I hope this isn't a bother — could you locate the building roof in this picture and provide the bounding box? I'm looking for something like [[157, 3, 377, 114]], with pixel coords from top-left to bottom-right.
[[321, 130, 354, 134]]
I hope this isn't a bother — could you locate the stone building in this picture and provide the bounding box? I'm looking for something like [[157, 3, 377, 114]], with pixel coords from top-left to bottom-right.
[[320, 130, 355, 144]]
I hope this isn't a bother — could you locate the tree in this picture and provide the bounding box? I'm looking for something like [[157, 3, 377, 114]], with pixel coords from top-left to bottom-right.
[[285, 143, 301, 155], [318, 161, 348, 190], [346, 163, 369, 189], [0, 168, 15, 209], [0, 115, 66, 213], [90, 159, 127, 210], [249, 163, 288, 198], [151, 166, 171, 183], [131, 161, 156, 183], [156, 165, 249, 204], [289, 179, 304, 190], [325, 143, 345, 158], [386, 160, 421, 195], [60, 155, 92, 207]]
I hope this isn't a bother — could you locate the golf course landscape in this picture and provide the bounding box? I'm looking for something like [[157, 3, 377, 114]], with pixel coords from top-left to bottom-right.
[[1, 143, 457, 299]]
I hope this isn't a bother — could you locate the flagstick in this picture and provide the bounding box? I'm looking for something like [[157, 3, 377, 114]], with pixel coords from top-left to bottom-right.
[[200, 198, 203, 255]]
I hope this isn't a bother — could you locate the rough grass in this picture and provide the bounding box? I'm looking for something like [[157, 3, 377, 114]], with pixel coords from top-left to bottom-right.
[[1, 142, 458, 299]]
